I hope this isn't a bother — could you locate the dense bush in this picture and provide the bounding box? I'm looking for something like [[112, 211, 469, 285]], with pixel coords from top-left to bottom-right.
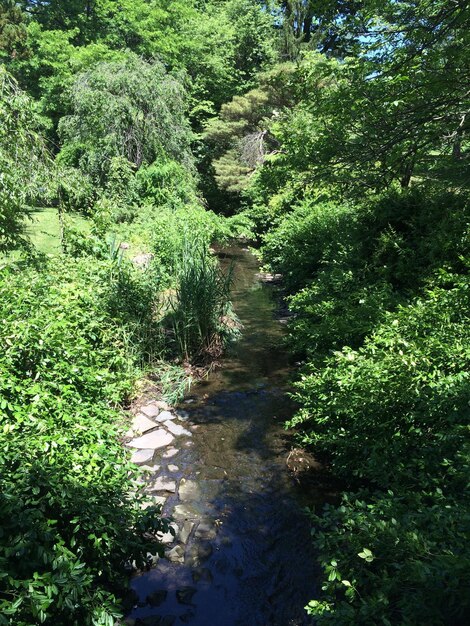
[[0, 257, 167, 626], [295, 271, 470, 624], [262, 188, 469, 357]]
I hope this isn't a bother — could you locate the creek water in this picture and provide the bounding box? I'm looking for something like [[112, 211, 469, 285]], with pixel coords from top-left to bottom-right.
[[127, 246, 317, 626]]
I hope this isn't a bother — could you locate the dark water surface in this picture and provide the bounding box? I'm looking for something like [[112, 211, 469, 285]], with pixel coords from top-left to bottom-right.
[[128, 247, 317, 626]]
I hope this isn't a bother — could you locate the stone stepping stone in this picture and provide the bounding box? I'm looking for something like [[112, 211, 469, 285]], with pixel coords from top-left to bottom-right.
[[179, 479, 202, 502], [157, 522, 179, 545], [195, 520, 216, 540], [156, 410, 174, 423], [140, 403, 160, 418], [179, 520, 194, 545], [164, 420, 192, 437], [140, 464, 161, 473], [167, 464, 179, 472], [173, 503, 200, 519], [131, 449, 154, 465], [149, 477, 177, 493], [128, 429, 174, 450], [130, 413, 157, 434], [162, 447, 178, 459], [166, 545, 185, 564], [154, 400, 170, 411]]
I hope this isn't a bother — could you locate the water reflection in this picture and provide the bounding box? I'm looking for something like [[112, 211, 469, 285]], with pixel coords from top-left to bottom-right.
[[127, 247, 317, 626]]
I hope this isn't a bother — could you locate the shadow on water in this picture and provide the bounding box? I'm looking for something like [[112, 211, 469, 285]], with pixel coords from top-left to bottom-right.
[[127, 246, 318, 626]]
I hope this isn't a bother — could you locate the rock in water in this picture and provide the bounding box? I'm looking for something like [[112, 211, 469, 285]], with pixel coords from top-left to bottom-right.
[[128, 429, 174, 449]]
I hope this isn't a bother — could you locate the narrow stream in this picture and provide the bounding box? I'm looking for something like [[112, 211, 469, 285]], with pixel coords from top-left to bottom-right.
[[127, 246, 317, 626]]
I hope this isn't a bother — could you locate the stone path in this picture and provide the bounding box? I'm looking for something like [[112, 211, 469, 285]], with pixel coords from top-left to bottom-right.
[[125, 398, 204, 567]]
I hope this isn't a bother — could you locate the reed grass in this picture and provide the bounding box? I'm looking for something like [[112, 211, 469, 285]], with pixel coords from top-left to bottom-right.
[[169, 237, 234, 361]]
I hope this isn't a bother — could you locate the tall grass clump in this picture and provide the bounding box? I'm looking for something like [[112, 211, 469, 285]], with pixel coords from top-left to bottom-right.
[[169, 237, 236, 362]]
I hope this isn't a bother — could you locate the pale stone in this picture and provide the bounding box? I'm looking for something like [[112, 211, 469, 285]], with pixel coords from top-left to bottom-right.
[[162, 447, 178, 458], [152, 495, 167, 507], [128, 429, 174, 450], [179, 479, 202, 502], [179, 520, 194, 544], [168, 464, 179, 472], [140, 495, 166, 510], [140, 403, 160, 418], [130, 449, 154, 465], [173, 503, 199, 519], [154, 400, 170, 411], [156, 410, 174, 423], [149, 477, 176, 493], [166, 545, 185, 564], [195, 520, 216, 540], [140, 464, 160, 473], [164, 421, 191, 437], [131, 413, 157, 434]]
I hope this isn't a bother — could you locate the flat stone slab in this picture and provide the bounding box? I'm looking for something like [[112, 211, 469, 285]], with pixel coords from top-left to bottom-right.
[[179, 520, 194, 545], [154, 400, 170, 411], [140, 403, 160, 418], [130, 449, 155, 465], [149, 477, 177, 493], [128, 429, 174, 450], [162, 448, 178, 459], [166, 545, 185, 564], [179, 479, 202, 502], [195, 520, 216, 540], [173, 503, 200, 519], [131, 413, 157, 434], [156, 410, 175, 423], [140, 464, 160, 473], [168, 464, 179, 472], [164, 421, 192, 437]]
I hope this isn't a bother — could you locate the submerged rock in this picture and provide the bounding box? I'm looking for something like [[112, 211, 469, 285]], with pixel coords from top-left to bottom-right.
[[146, 590, 167, 607], [176, 587, 197, 606], [192, 567, 213, 584], [178, 480, 202, 502], [179, 520, 195, 544], [164, 421, 191, 437]]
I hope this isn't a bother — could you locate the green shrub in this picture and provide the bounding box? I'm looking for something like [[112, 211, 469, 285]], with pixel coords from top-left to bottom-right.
[[293, 270, 470, 624], [262, 188, 469, 358], [0, 258, 167, 626]]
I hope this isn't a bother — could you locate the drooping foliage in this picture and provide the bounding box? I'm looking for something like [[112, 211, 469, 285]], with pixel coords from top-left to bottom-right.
[[0, 66, 48, 252], [58, 54, 193, 184]]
